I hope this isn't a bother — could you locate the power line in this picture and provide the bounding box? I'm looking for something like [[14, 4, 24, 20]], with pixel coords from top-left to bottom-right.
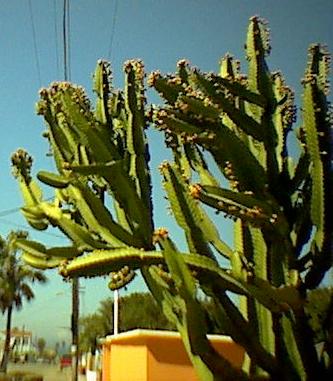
[[0, 206, 21, 218], [107, 0, 119, 60], [0, 218, 66, 240], [66, 0, 71, 80], [28, 0, 42, 88], [63, 0, 71, 81], [0, 196, 54, 218], [53, 0, 61, 79]]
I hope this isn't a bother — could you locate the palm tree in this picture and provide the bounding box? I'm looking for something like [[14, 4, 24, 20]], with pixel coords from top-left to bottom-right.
[[0, 231, 47, 373]]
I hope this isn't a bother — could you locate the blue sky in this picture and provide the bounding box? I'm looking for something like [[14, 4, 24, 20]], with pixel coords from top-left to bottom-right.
[[0, 0, 332, 347]]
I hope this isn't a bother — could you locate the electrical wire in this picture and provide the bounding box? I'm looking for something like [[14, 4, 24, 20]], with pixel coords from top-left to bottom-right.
[[53, 0, 61, 79], [0, 206, 21, 218], [63, 0, 71, 81], [63, 0, 68, 81], [66, 0, 71, 80], [107, 0, 119, 60], [0, 218, 66, 240], [0, 196, 55, 218], [28, 0, 42, 88], [0, 196, 65, 239]]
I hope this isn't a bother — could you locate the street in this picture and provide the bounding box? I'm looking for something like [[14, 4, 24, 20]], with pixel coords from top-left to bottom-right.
[[8, 362, 81, 381]]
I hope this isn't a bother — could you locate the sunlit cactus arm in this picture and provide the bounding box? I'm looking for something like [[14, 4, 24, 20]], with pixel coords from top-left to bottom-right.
[[21, 252, 63, 270], [160, 162, 231, 259], [271, 72, 296, 174], [60, 90, 120, 163], [66, 179, 144, 248], [63, 157, 152, 245], [93, 60, 113, 125], [245, 16, 272, 106], [37, 201, 106, 252], [59, 244, 246, 295], [147, 70, 184, 104], [37, 87, 81, 172], [187, 70, 265, 142], [123, 60, 154, 240], [219, 54, 244, 136], [11, 149, 48, 230], [190, 184, 288, 235], [154, 110, 267, 195], [250, 227, 275, 363], [245, 16, 285, 194], [15, 239, 81, 259], [184, 144, 220, 186], [219, 54, 267, 108]]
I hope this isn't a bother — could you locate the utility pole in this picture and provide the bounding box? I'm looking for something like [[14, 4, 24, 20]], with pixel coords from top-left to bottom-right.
[[62, 1, 77, 379], [71, 278, 79, 381], [113, 290, 119, 335]]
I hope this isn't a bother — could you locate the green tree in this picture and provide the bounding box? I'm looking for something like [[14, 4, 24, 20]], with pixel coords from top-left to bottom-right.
[[79, 292, 174, 353], [79, 313, 108, 353], [0, 231, 47, 373], [36, 337, 46, 357], [118, 292, 175, 332]]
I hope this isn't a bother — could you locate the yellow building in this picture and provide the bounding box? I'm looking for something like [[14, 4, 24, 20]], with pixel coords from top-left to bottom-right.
[[100, 329, 244, 381]]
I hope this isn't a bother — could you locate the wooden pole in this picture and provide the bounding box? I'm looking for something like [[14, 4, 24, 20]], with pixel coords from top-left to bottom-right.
[[72, 277, 79, 381]]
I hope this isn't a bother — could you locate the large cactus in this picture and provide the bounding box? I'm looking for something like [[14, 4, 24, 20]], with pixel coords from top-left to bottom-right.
[[11, 16, 332, 381]]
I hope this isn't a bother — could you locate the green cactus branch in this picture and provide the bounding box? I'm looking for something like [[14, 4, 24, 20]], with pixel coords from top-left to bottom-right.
[[11, 15, 332, 381]]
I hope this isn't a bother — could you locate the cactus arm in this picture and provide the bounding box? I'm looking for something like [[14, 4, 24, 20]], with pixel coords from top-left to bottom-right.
[[38, 202, 105, 251], [245, 16, 289, 197], [177, 95, 221, 120], [271, 72, 295, 174], [59, 245, 247, 294], [208, 291, 279, 377], [215, 77, 267, 108], [191, 184, 288, 234], [148, 71, 183, 104], [302, 45, 332, 287], [15, 239, 81, 260], [20, 206, 48, 231], [93, 60, 112, 125], [21, 252, 63, 269], [124, 60, 154, 235], [302, 81, 325, 248], [279, 315, 307, 380], [11, 149, 49, 230], [142, 267, 219, 381], [156, 234, 250, 381], [156, 114, 268, 195], [245, 16, 271, 101], [14, 239, 47, 257], [187, 70, 265, 142], [69, 159, 151, 243], [37, 170, 71, 188], [37, 97, 74, 169], [183, 143, 219, 186], [67, 180, 143, 248], [250, 227, 275, 359], [60, 91, 120, 162], [161, 162, 221, 259]]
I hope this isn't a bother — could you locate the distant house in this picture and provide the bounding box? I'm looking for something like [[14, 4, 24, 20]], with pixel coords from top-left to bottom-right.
[[0, 328, 36, 361]]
